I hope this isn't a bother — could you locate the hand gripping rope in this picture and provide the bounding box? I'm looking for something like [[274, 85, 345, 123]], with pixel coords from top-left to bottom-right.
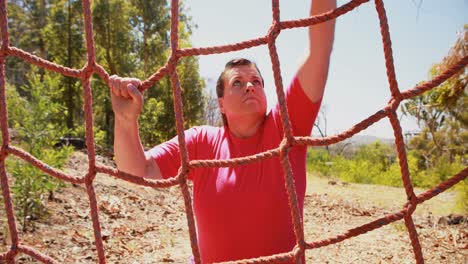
[[0, 0, 467, 263]]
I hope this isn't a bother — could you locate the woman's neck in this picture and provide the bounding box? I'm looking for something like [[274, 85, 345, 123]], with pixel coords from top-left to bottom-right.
[[227, 114, 265, 139]]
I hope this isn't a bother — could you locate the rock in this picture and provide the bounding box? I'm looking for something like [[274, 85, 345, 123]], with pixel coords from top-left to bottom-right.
[[54, 137, 86, 150], [438, 214, 467, 225]]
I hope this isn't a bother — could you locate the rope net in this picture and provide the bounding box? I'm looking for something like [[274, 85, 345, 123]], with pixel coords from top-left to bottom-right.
[[0, 0, 466, 263]]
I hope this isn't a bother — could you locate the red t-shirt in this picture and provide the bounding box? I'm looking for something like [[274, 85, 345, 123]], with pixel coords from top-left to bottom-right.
[[149, 76, 321, 263]]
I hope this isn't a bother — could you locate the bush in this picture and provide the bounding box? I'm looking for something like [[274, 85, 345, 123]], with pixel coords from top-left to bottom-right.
[[5, 72, 72, 231], [7, 152, 71, 228], [140, 97, 165, 148], [308, 141, 395, 184], [410, 154, 465, 189], [454, 180, 467, 213], [306, 148, 333, 177], [307, 142, 466, 212], [374, 162, 401, 187]]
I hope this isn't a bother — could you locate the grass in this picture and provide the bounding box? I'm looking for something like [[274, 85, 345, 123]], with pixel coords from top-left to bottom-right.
[[306, 173, 462, 217]]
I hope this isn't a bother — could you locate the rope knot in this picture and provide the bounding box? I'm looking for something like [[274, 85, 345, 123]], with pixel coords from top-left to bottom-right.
[[0, 44, 8, 57], [0, 145, 8, 161], [85, 170, 97, 185], [82, 62, 95, 80], [167, 51, 181, 72], [267, 21, 282, 41], [298, 239, 307, 252], [5, 246, 18, 262], [385, 96, 401, 113], [391, 91, 402, 102], [279, 136, 294, 157], [404, 194, 418, 215], [177, 164, 191, 184], [292, 243, 306, 264]]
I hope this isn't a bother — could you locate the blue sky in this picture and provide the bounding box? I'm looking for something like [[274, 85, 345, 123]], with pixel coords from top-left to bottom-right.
[[185, 0, 467, 139]]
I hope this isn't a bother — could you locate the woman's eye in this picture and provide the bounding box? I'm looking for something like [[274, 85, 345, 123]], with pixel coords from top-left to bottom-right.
[[233, 80, 242, 87], [253, 80, 261, 86]]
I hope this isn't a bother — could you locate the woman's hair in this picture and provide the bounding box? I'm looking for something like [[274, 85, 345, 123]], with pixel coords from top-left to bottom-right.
[[215, 58, 264, 126]]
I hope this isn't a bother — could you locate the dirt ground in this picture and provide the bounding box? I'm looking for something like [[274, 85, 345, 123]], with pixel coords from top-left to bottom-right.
[[0, 151, 466, 263]]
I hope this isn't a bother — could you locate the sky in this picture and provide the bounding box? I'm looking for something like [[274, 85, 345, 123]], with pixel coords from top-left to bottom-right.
[[184, 0, 467, 139]]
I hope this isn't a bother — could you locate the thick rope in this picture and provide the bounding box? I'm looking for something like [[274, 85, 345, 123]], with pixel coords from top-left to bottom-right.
[[0, 0, 466, 263]]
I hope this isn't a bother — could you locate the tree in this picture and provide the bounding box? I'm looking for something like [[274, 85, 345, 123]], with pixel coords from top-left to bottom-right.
[[402, 25, 466, 213], [4, 0, 207, 150], [43, 0, 85, 132], [402, 25, 467, 169], [6, 1, 85, 134], [129, 0, 170, 77], [313, 105, 330, 154], [92, 0, 136, 146], [132, 0, 206, 145], [5, 0, 48, 90], [91, 0, 205, 147], [203, 88, 222, 127]]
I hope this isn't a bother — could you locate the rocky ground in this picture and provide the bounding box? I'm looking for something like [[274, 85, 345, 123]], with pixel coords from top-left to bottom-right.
[[0, 151, 466, 263]]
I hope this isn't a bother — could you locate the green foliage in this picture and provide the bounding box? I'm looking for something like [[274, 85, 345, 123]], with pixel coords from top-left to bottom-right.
[[133, 3, 206, 145], [90, 0, 206, 146], [6, 0, 207, 149], [401, 27, 466, 169], [307, 143, 466, 213], [128, 0, 171, 76], [92, 0, 137, 145], [2, 1, 207, 229], [139, 97, 165, 148], [5, 71, 72, 231], [378, 161, 403, 187], [308, 141, 396, 185], [306, 148, 333, 177], [454, 179, 467, 213], [327, 156, 385, 185], [6, 0, 48, 89], [400, 26, 467, 211], [355, 141, 394, 170], [43, 0, 86, 131]]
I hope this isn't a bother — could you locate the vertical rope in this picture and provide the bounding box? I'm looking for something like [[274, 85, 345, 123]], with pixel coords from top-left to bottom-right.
[[0, 0, 9, 49], [0, 0, 9, 144], [168, 1, 201, 263], [0, 160, 18, 263], [374, 0, 401, 100], [375, 0, 424, 259], [0, 2, 18, 262], [268, 0, 305, 262], [81, 1, 105, 263], [388, 110, 424, 263], [81, 0, 97, 169]]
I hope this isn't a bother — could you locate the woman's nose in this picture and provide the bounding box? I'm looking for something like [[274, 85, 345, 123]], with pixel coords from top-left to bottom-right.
[[245, 82, 255, 93]]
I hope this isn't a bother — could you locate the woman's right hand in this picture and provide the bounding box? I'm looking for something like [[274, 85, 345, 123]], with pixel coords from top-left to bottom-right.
[[109, 75, 143, 122]]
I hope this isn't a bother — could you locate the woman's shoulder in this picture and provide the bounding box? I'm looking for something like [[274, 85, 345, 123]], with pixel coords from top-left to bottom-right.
[[187, 125, 226, 143]]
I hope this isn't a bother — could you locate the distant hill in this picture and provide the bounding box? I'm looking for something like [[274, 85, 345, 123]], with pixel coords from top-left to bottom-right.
[[345, 135, 394, 146], [310, 133, 395, 146]]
